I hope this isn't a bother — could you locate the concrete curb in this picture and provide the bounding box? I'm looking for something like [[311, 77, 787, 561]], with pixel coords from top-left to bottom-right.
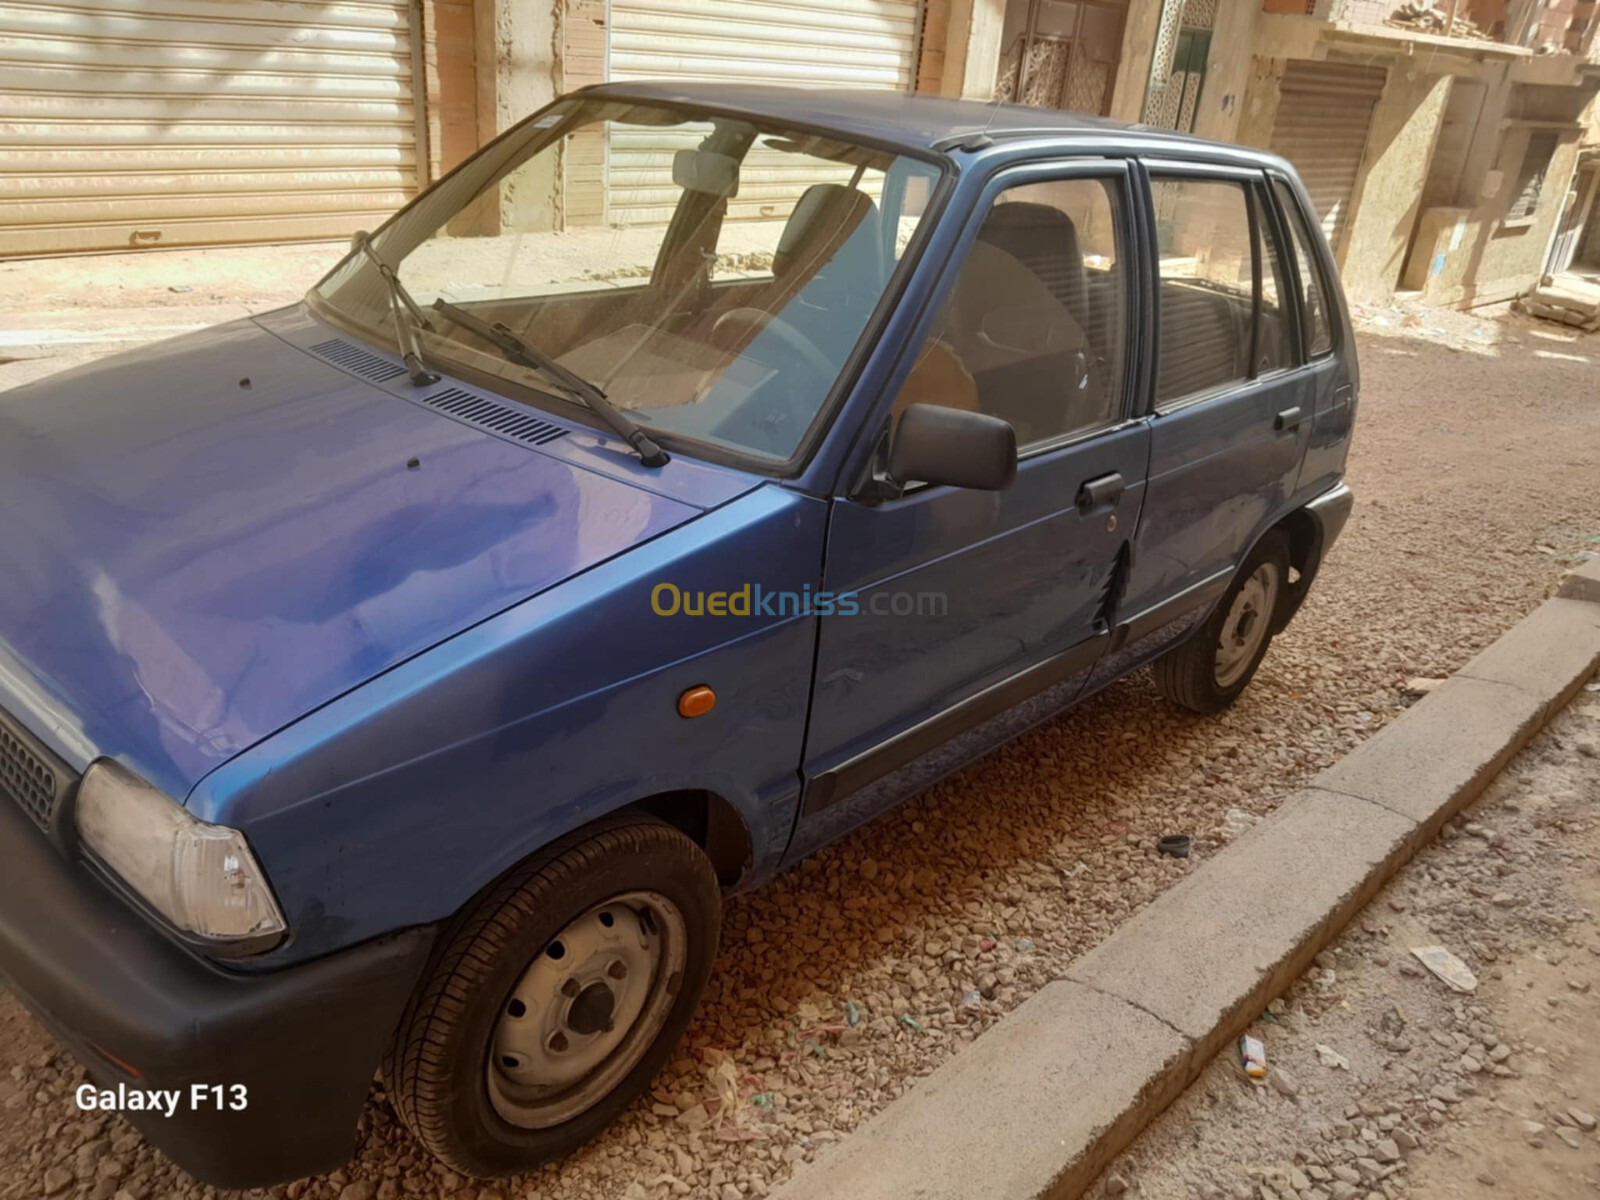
[[772, 557, 1600, 1200]]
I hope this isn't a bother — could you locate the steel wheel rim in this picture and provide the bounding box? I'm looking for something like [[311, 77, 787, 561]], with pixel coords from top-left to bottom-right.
[[1214, 562, 1281, 689], [487, 891, 686, 1129]]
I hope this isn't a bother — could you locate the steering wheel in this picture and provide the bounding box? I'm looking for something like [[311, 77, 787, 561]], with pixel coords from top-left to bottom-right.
[[706, 307, 841, 449], [711, 307, 838, 385]]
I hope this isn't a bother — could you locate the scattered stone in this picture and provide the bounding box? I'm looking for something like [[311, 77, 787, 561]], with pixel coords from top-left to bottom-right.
[[1315, 1044, 1350, 1070], [1102, 1174, 1129, 1196], [1556, 1127, 1584, 1150], [1569, 1107, 1597, 1131], [1267, 1068, 1299, 1100]]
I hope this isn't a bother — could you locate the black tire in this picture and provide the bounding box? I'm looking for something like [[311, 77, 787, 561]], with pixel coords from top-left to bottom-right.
[[1151, 530, 1291, 715], [383, 814, 721, 1178]]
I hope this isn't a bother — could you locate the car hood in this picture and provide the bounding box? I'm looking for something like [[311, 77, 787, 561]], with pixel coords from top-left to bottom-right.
[[0, 312, 721, 799]]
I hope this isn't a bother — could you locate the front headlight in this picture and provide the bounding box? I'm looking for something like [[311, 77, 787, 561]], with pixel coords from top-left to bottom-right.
[[75, 760, 287, 947]]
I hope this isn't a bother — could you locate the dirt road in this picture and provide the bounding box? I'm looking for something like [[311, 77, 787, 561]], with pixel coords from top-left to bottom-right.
[[0, 249, 1597, 1200]]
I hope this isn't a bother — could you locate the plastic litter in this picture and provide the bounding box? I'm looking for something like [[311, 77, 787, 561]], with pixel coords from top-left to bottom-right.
[[1411, 945, 1478, 993], [1238, 1034, 1268, 1081], [1156, 834, 1192, 858]]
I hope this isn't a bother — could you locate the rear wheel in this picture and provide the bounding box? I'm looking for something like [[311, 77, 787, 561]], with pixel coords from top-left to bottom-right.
[[384, 815, 720, 1177], [1152, 530, 1290, 714]]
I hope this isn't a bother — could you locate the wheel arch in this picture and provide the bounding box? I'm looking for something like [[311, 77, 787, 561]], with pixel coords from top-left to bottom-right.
[[621, 788, 753, 890]]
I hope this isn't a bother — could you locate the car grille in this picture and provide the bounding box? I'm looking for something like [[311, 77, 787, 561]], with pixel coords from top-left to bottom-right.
[[0, 706, 76, 835]]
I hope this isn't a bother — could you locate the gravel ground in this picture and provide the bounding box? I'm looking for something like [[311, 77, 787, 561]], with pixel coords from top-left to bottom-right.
[[0, 252, 1598, 1200], [1094, 676, 1600, 1200]]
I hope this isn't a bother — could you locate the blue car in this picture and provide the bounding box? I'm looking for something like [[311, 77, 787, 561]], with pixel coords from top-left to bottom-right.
[[0, 83, 1355, 1186]]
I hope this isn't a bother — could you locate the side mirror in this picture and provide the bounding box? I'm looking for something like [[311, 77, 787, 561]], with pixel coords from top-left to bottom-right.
[[887, 403, 1017, 492]]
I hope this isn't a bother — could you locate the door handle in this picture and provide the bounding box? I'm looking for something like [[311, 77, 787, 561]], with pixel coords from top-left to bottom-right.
[[1077, 471, 1124, 511], [1274, 406, 1304, 433]]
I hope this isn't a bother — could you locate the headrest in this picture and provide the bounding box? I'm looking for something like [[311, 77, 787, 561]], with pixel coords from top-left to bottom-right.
[[773, 184, 877, 278]]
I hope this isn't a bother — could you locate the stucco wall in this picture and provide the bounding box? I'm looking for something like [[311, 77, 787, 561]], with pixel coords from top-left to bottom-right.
[[1426, 129, 1585, 305], [1190, 0, 1261, 143], [1337, 63, 1453, 301]]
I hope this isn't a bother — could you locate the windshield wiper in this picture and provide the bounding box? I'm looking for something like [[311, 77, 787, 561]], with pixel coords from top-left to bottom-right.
[[431, 298, 668, 468], [352, 232, 440, 388]]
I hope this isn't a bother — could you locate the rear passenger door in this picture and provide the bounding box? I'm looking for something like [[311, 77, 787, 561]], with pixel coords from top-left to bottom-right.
[[1270, 175, 1356, 496], [1119, 162, 1314, 625]]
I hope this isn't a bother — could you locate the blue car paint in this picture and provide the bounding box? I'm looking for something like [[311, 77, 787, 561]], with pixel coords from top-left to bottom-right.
[[187, 482, 827, 960], [0, 84, 1356, 978], [0, 315, 740, 802]]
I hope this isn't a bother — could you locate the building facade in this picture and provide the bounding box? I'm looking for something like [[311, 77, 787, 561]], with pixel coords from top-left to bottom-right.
[[1, 0, 1595, 310], [924, 0, 1600, 307]]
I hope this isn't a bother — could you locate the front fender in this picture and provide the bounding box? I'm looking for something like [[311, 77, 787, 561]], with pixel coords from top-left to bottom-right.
[[188, 484, 827, 967]]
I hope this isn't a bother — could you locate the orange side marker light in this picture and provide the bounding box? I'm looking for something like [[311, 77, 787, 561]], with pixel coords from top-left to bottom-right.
[[677, 685, 716, 719]]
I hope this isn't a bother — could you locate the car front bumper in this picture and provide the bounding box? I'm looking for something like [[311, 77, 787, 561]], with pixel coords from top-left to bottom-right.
[[0, 796, 436, 1189]]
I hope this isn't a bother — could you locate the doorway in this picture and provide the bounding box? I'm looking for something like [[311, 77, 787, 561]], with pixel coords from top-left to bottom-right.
[[995, 0, 1130, 115]]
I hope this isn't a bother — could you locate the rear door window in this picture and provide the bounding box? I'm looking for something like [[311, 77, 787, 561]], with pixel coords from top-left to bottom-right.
[[1151, 175, 1296, 407], [1272, 180, 1335, 358]]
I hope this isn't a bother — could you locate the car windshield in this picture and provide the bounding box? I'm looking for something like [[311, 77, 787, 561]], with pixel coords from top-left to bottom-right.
[[312, 98, 943, 465]]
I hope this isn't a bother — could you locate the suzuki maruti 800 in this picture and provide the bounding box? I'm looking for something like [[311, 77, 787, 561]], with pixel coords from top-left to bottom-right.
[[0, 83, 1355, 1185]]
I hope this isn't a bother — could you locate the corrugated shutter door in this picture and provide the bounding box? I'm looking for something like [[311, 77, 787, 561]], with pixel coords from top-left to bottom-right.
[[0, 0, 419, 258], [1269, 60, 1386, 259], [602, 0, 922, 226]]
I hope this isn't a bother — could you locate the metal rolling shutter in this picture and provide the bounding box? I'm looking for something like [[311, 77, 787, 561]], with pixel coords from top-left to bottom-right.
[[602, 0, 922, 226], [1269, 60, 1386, 261], [0, 0, 420, 258]]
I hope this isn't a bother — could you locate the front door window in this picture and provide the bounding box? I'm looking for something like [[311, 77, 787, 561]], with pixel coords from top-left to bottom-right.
[[887, 175, 1128, 449]]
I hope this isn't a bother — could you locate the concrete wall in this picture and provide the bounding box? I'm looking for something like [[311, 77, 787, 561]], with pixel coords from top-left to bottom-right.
[[1235, 13, 1597, 307], [1108, 0, 1164, 122], [1337, 62, 1454, 301], [1191, 0, 1261, 143], [935, 0, 1007, 97], [1427, 123, 1585, 304], [477, 0, 560, 233], [1108, 0, 1260, 133], [422, 0, 482, 184]]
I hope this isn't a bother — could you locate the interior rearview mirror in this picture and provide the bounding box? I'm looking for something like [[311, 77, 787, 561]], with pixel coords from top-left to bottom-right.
[[350, 229, 370, 252], [887, 403, 1017, 492], [672, 149, 740, 197]]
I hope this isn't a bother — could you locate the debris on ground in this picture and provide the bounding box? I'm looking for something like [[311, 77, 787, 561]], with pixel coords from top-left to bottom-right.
[[1410, 944, 1480, 993], [1239, 1035, 1268, 1081], [1096, 688, 1600, 1199]]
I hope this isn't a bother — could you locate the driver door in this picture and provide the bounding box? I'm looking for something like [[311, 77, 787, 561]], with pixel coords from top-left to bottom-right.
[[788, 162, 1150, 858]]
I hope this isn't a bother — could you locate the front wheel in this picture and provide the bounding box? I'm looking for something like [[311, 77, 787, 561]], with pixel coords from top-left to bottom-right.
[[1151, 530, 1290, 714], [384, 815, 721, 1177]]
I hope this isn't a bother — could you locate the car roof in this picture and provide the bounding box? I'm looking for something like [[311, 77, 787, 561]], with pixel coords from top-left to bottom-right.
[[578, 81, 1286, 168]]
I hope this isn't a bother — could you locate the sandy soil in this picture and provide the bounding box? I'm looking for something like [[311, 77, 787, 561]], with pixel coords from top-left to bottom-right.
[[0, 247, 1597, 1200], [1096, 680, 1600, 1200]]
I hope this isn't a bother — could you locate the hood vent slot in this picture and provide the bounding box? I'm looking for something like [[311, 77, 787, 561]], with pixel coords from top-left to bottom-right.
[[422, 387, 569, 447], [309, 338, 408, 384]]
